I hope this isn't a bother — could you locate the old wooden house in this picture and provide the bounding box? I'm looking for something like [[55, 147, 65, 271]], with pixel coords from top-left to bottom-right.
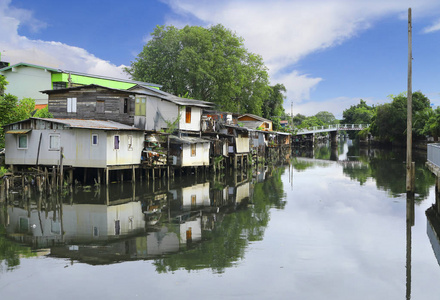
[[169, 136, 210, 168], [129, 85, 215, 133], [237, 114, 273, 131], [42, 84, 140, 126], [4, 117, 144, 184]]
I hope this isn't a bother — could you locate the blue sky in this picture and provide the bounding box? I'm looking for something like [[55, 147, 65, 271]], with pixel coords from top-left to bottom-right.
[[1, 0, 440, 118]]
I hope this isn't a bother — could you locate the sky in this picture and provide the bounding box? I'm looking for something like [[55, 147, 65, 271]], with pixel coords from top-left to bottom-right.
[[1, 0, 440, 119]]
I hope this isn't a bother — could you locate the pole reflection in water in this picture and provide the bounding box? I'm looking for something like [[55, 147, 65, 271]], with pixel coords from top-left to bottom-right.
[[406, 191, 415, 300]]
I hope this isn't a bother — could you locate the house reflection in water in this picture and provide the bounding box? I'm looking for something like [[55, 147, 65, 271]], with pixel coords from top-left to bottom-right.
[[2, 174, 252, 266], [5, 200, 145, 248], [426, 191, 440, 266]]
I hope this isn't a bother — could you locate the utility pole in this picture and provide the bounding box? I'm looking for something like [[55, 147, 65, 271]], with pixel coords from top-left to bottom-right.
[[406, 8, 415, 192]]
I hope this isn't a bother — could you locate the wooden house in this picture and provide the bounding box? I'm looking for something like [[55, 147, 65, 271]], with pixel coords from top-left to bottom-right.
[[237, 114, 273, 131], [4, 117, 144, 184], [168, 136, 210, 167], [129, 85, 215, 133], [42, 84, 140, 126]]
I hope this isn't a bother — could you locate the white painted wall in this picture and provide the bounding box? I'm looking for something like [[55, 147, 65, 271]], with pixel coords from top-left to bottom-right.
[[145, 96, 179, 131], [5, 129, 143, 167], [0, 66, 51, 104], [106, 131, 144, 166], [236, 135, 250, 153], [179, 106, 202, 131], [181, 142, 210, 167]]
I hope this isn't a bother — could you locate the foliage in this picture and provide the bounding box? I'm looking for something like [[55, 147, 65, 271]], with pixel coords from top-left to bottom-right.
[[0, 224, 37, 273], [0, 76, 7, 95], [292, 113, 306, 126], [262, 83, 286, 120], [414, 107, 440, 140], [370, 91, 430, 144], [341, 99, 375, 139], [0, 167, 9, 177], [34, 105, 53, 118], [314, 111, 338, 125], [0, 80, 53, 148], [126, 24, 275, 115]]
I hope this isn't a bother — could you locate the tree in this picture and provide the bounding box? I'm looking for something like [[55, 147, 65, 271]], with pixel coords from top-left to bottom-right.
[[341, 99, 375, 125], [314, 111, 338, 125], [262, 84, 286, 119], [370, 91, 430, 144], [126, 24, 272, 115], [0, 79, 53, 148]]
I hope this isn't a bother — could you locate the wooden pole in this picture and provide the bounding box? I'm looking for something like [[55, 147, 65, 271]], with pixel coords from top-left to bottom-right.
[[59, 147, 64, 191], [406, 8, 414, 192]]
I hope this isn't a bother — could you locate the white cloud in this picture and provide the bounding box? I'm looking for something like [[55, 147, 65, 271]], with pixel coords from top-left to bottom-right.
[[162, 0, 440, 112], [0, 0, 129, 79], [423, 19, 440, 33], [293, 96, 383, 119]]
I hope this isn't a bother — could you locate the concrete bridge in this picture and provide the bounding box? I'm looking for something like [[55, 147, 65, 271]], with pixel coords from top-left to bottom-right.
[[293, 124, 370, 147], [294, 124, 370, 135]]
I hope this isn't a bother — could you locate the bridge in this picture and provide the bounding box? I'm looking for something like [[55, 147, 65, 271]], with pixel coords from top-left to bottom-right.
[[294, 124, 370, 135], [293, 124, 370, 147]]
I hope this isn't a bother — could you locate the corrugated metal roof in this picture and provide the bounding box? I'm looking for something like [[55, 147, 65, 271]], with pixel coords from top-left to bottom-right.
[[169, 135, 210, 144], [130, 85, 215, 108], [238, 113, 271, 123], [6, 129, 32, 134], [37, 118, 142, 131]]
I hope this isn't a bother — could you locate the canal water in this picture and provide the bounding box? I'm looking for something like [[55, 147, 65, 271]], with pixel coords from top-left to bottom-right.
[[2, 140, 440, 299]]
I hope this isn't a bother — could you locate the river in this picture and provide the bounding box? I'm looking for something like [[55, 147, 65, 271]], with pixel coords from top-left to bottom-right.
[[1, 139, 440, 299]]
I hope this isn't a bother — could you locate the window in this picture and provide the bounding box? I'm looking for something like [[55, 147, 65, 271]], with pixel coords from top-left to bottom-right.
[[49, 134, 60, 150], [92, 134, 99, 146], [135, 97, 146, 116], [18, 135, 27, 149], [67, 97, 77, 113], [191, 143, 196, 157], [52, 82, 66, 90], [123, 98, 128, 114], [114, 135, 120, 150], [128, 135, 133, 151], [186, 107, 191, 123]]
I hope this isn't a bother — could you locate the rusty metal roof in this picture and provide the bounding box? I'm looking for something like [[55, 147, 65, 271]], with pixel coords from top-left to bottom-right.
[[129, 84, 215, 108], [37, 118, 142, 131], [6, 129, 32, 134], [169, 135, 210, 144]]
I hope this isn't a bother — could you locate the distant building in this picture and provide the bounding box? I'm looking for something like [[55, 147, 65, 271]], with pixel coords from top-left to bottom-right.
[[237, 114, 273, 131], [0, 62, 160, 105]]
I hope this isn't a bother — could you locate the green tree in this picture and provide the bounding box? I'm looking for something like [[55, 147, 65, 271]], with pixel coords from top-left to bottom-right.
[[262, 84, 286, 119], [126, 24, 272, 115], [370, 91, 430, 144], [0, 80, 53, 148], [314, 111, 338, 125], [341, 99, 375, 125]]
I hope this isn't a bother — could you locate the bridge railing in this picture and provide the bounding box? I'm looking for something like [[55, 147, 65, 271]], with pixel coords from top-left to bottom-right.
[[296, 124, 370, 134], [427, 143, 440, 168]]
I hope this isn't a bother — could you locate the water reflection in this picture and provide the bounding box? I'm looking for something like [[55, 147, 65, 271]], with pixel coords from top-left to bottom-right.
[[0, 165, 285, 272], [293, 141, 435, 200]]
